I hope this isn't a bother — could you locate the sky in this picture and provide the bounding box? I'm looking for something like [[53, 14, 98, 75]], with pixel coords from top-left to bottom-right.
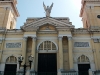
[[16, 0, 82, 29]]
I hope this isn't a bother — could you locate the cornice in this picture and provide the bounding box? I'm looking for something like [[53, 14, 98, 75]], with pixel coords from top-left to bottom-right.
[[72, 28, 89, 34], [0, 29, 23, 34], [38, 30, 57, 34], [72, 28, 100, 34], [21, 17, 74, 32]]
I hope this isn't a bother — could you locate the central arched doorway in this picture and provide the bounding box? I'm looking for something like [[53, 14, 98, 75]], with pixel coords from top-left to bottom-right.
[[38, 41, 57, 75], [4, 56, 17, 75], [78, 55, 90, 75]]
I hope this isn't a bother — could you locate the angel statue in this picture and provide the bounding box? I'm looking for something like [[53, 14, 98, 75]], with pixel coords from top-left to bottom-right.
[[43, 2, 53, 17]]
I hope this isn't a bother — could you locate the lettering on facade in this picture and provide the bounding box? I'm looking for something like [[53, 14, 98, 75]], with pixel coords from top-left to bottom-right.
[[6, 42, 21, 48], [74, 42, 89, 47]]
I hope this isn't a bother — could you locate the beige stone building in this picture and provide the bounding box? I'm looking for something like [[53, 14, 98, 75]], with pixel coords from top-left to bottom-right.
[[0, 0, 100, 75]]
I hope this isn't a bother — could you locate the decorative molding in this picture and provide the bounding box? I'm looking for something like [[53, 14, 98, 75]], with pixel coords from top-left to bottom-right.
[[32, 37, 37, 41], [58, 36, 63, 40], [68, 36, 72, 40], [58, 34, 72, 37], [37, 50, 57, 53], [6, 42, 22, 48], [24, 34, 36, 38], [74, 42, 90, 47], [73, 50, 92, 53], [38, 31, 57, 34], [5, 38, 23, 41], [23, 37, 27, 41], [73, 37, 91, 40], [37, 37, 57, 40], [3, 50, 22, 53], [73, 53, 94, 63]]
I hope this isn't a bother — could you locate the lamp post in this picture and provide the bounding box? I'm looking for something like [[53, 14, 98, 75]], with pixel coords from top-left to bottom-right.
[[18, 55, 34, 75]]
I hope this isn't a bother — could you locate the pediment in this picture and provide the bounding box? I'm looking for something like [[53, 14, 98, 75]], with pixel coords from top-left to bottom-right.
[[21, 17, 75, 31]]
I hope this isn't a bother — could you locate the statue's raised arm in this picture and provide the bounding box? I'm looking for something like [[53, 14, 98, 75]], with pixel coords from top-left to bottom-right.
[[43, 2, 46, 11], [49, 2, 53, 13]]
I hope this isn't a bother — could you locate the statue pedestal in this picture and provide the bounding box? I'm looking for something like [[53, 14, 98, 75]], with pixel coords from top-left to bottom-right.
[[58, 69, 64, 75], [30, 69, 36, 75], [89, 69, 93, 75], [17, 69, 24, 75], [26, 69, 30, 75]]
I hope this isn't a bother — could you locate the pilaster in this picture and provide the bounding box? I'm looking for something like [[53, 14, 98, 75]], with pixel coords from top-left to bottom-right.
[[68, 37, 74, 70], [91, 38, 98, 70], [22, 37, 27, 65], [31, 37, 36, 71], [58, 36, 63, 70], [0, 44, 2, 62]]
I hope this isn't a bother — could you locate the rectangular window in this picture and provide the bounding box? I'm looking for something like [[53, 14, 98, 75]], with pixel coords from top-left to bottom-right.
[[6, 42, 21, 48], [74, 42, 89, 47]]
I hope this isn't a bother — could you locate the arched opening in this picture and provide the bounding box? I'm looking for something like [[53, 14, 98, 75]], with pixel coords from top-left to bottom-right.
[[38, 41, 56, 50], [78, 55, 90, 75], [4, 56, 17, 75]]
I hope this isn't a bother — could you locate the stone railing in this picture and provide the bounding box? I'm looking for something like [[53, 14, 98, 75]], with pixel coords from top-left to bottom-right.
[[0, 71, 23, 75], [61, 71, 78, 75], [0, 71, 4, 75], [93, 71, 100, 75]]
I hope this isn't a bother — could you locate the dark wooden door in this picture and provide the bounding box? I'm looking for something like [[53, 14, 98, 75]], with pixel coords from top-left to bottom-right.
[[4, 64, 17, 75], [38, 53, 57, 75], [78, 64, 90, 75]]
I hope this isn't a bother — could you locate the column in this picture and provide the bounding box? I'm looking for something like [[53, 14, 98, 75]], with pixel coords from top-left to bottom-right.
[[0, 39, 3, 62], [0, 43, 2, 62], [31, 37, 36, 71], [22, 37, 27, 65], [58, 36, 63, 70], [91, 38, 98, 70], [68, 37, 74, 70]]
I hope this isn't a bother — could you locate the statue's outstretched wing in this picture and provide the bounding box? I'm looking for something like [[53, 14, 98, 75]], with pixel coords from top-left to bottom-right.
[[49, 3, 53, 13], [43, 2, 46, 11]]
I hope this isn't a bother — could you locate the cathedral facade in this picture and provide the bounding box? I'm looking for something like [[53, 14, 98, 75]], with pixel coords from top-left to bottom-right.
[[0, 0, 100, 75]]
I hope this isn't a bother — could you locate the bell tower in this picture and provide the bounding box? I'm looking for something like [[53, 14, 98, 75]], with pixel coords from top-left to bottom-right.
[[0, 0, 19, 29], [80, 0, 100, 29]]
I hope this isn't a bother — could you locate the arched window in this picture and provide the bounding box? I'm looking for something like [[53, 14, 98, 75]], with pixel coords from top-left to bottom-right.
[[78, 55, 89, 63], [6, 56, 17, 63], [39, 41, 56, 50]]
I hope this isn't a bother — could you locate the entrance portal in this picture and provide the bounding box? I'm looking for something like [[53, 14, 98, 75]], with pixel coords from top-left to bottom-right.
[[38, 53, 57, 75], [77, 55, 90, 75], [78, 64, 90, 75], [4, 64, 17, 75]]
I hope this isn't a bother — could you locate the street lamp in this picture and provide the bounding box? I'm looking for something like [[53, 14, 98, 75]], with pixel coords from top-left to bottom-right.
[[18, 55, 34, 75], [97, 15, 100, 19]]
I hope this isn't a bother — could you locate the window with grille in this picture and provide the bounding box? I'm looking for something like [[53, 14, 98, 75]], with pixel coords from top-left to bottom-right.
[[39, 41, 56, 50], [6, 56, 17, 63], [78, 55, 89, 63]]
